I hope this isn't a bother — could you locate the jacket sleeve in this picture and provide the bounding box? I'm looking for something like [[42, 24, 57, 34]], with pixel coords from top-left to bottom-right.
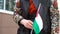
[[13, 0, 23, 24]]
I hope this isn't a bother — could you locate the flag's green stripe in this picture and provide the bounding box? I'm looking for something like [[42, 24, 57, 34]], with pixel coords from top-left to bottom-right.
[[33, 19, 40, 34]]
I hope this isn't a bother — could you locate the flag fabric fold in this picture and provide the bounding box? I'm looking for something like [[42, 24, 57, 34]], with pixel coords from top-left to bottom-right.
[[32, 3, 43, 34]]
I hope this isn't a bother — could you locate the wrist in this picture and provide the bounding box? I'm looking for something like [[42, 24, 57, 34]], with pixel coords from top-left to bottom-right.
[[20, 19, 25, 25], [20, 19, 28, 26]]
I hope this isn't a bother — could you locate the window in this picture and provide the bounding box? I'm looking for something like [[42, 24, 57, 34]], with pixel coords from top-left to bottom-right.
[[6, 0, 15, 11], [0, 0, 15, 15], [0, 0, 15, 11], [0, 0, 4, 9]]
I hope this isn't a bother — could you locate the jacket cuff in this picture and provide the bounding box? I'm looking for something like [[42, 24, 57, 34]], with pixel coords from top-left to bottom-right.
[[18, 17, 24, 25], [17, 15, 23, 23]]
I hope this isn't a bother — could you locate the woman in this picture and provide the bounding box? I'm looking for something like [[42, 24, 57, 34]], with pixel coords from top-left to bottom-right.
[[13, 0, 51, 34]]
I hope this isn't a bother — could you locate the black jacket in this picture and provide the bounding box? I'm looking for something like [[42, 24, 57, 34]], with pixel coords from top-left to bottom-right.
[[14, 0, 51, 34]]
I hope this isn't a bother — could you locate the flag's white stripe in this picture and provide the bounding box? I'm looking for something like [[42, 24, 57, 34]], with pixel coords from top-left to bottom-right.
[[57, 0, 60, 11], [35, 13, 43, 31]]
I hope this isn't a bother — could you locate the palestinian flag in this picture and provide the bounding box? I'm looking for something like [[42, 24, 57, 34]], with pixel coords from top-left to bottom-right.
[[32, 3, 43, 34]]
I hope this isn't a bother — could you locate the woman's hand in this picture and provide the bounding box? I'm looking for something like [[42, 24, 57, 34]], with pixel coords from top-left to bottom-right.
[[20, 19, 33, 29]]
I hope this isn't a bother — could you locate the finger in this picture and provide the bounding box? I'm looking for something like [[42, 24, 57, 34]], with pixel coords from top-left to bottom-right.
[[28, 26, 32, 29], [27, 22, 32, 27], [25, 23, 32, 29], [27, 24, 32, 29], [28, 20, 33, 25], [27, 23, 32, 29]]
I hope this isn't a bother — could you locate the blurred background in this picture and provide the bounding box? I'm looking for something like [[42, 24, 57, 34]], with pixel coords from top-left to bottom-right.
[[0, 0, 18, 34], [0, 0, 59, 34]]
